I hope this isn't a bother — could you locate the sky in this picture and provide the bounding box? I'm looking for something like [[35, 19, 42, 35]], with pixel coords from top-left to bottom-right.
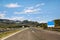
[[0, 0, 60, 26]]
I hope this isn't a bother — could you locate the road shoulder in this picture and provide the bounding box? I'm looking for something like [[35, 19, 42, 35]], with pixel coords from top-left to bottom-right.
[[1, 28, 29, 40]]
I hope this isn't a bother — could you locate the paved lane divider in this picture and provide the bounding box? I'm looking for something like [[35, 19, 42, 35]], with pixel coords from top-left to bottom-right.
[[1, 28, 29, 40]]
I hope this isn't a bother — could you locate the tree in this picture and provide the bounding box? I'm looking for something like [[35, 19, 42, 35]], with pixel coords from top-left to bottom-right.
[[54, 19, 60, 27], [40, 23, 47, 29]]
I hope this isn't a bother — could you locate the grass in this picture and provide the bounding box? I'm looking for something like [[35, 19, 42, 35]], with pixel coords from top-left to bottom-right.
[[51, 29, 60, 32], [36, 27, 60, 32], [0, 30, 19, 38]]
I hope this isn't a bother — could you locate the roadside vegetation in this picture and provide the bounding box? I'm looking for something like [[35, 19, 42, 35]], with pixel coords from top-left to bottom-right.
[[0, 19, 39, 38], [0, 19, 60, 38], [0, 29, 19, 38], [35, 19, 60, 32], [47, 19, 60, 32]]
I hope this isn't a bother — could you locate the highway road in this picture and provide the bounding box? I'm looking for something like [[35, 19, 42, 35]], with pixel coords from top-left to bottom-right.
[[4, 28, 60, 40]]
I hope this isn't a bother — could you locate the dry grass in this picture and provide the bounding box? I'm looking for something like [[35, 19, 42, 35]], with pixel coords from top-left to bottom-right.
[[0, 30, 19, 38]]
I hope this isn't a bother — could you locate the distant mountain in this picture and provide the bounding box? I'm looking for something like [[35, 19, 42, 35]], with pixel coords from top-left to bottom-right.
[[0, 19, 16, 24], [0, 19, 39, 27]]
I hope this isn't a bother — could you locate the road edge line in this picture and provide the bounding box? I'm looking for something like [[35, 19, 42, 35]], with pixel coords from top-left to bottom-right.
[[1, 28, 29, 40]]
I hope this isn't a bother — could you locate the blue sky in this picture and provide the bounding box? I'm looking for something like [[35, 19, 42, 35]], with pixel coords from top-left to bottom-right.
[[0, 0, 60, 25]]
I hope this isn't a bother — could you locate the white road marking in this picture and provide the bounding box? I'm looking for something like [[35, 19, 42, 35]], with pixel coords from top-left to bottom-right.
[[1, 28, 29, 40], [32, 31, 35, 33]]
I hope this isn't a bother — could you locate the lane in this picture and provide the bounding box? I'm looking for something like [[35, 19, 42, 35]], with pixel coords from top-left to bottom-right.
[[30, 28, 60, 40], [4, 29, 40, 40], [4, 28, 60, 40]]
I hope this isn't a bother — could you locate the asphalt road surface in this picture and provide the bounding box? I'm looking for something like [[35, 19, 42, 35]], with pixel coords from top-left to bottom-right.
[[4, 28, 60, 40]]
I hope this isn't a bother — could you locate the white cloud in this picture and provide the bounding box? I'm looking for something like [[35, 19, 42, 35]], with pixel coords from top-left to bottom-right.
[[40, 3, 45, 6], [39, 20, 47, 23], [24, 9, 40, 13], [35, 3, 45, 7], [26, 6, 34, 9], [24, 7, 39, 13], [5, 3, 21, 8], [0, 11, 6, 18], [14, 3, 45, 14], [36, 4, 41, 7], [7, 16, 25, 21], [14, 7, 41, 14], [14, 9, 41, 14], [25, 9, 34, 13], [0, 14, 5, 18]]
